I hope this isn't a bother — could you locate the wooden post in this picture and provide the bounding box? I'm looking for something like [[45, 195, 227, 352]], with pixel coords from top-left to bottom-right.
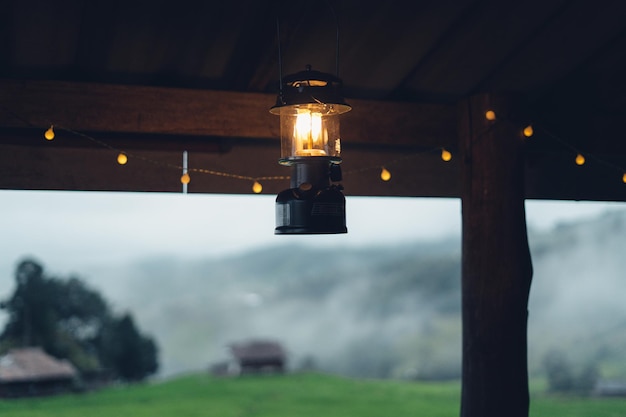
[[458, 94, 533, 417]]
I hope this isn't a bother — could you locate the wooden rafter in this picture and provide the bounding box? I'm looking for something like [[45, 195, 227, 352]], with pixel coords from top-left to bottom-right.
[[0, 79, 457, 149]]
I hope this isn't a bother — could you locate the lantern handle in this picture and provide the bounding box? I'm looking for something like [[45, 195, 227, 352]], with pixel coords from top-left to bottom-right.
[[274, 0, 341, 93], [275, 15, 283, 95], [328, 0, 339, 78]]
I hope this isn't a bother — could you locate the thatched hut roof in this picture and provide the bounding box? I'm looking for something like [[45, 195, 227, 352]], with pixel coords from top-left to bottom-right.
[[230, 340, 286, 363], [0, 347, 78, 383]]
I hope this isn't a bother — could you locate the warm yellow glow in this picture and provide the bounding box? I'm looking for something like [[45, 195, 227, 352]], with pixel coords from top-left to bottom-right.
[[441, 149, 452, 162], [181, 173, 191, 184], [623, 173, 626, 184], [380, 167, 391, 181], [252, 181, 263, 194], [294, 110, 326, 156], [44, 126, 55, 140], [575, 153, 585, 166], [523, 125, 534, 137], [485, 110, 496, 121], [117, 153, 128, 165]]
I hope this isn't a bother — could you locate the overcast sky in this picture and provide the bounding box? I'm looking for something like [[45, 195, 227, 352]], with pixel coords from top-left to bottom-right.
[[1, 189, 624, 285]]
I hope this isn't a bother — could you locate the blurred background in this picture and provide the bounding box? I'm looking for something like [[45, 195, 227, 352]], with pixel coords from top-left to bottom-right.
[[1, 191, 625, 393]]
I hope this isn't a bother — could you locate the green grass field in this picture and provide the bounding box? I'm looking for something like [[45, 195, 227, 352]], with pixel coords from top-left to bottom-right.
[[0, 373, 624, 417]]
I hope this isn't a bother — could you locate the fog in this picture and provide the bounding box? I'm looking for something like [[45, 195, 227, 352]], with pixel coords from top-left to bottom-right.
[[527, 211, 626, 378], [1, 190, 625, 380], [61, 242, 463, 379]]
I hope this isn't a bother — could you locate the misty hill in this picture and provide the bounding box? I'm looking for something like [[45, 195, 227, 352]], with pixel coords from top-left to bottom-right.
[[93, 237, 463, 380], [5, 208, 626, 381], [74, 207, 625, 381], [527, 209, 626, 378]]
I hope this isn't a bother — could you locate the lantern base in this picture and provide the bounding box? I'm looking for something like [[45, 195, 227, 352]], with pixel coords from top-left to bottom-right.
[[275, 184, 347, 235]]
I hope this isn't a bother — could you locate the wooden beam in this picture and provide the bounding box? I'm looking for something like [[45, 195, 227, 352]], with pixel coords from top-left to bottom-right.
[[0, 79, 279, 139], [0, 79, 457, 148], [459, 94, 533, 417], [1, 79, 624, 201]]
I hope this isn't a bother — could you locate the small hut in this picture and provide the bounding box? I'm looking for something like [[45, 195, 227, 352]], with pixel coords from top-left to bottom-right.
[[229, 340, 286, 374], [0, 347, 78, 398]]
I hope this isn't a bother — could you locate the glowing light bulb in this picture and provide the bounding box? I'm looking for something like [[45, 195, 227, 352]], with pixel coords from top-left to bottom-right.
[[181, 173, 190, 184], [485, 110, 496, 121], [441, 149, 452, 162], [622, 173, 626, 184], [44, 126, 55, 140], [117, 153, 128, 165], [523, 125, 534, 137], [380, 167, 391, 181], [575, 153, 585, 166], [294, 110, 326, 156], [252, 181, 263, 194]]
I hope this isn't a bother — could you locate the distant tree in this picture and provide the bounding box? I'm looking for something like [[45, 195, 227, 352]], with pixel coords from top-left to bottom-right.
[[543, 350, 574, 392], [543, 349, 598, 394], [95, 314, 159, 382], [0, 258, 158, 382]]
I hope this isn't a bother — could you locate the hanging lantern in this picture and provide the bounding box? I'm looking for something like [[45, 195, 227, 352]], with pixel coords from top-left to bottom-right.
[[270, 65, 351, 234]]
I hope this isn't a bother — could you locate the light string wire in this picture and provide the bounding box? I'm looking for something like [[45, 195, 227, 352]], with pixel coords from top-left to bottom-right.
[[58, 125, 292, 183], [343, 146, 451, 176], [32, 119, 626, 186], [532, 123, 626, 173], [491, 109, 626, 179], [36, 119, 455, 188]]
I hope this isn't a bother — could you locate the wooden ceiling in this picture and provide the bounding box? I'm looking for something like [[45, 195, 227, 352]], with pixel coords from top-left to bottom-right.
[[1, 0, 625, 201]]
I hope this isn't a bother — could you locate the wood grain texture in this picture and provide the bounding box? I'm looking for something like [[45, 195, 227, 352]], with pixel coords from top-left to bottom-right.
[[0, 79, 457, 148], [459, 94, 533, 417]]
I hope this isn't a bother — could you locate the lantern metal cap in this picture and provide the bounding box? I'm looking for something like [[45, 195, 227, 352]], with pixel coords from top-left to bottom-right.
[[270, 65, 351, 115]]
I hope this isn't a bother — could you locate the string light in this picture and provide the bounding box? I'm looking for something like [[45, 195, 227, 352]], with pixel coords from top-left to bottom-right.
[[117, 152, 128, 165], [380, 167, 391, 181], [523, 125, 534, 138], [575, 153, 586, 166], [44, 125, 55, 140], [22, 114, 626, 193]]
